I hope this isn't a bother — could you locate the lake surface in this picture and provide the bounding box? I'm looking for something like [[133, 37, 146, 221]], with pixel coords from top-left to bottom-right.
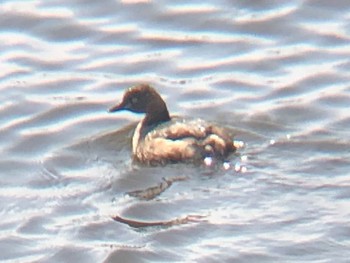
[[1, 0, 350, 262]]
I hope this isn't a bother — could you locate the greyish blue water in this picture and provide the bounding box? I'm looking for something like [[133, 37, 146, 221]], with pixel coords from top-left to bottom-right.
[[1, 0, 350, 262]]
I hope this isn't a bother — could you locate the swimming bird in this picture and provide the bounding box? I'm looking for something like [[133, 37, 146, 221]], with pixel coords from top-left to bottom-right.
[[109, 84, 235, 165]]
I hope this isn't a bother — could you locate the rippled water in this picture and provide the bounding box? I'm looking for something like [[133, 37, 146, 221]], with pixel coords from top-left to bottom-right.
[[1, 0, 350, 262]]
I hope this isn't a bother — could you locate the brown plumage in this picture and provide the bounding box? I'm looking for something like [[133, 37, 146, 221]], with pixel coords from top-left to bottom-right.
[[109, 84, 235, 165]]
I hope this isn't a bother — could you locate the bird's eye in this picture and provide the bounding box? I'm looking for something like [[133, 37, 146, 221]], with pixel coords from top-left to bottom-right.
[[131, 97, 138, 104]]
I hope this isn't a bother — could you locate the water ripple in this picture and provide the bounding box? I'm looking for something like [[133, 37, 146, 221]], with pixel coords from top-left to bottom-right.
[[1, 0, 350, 262]]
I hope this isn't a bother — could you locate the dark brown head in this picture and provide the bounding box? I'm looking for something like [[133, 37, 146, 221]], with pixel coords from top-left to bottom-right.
[[109, 84, 170, 125]]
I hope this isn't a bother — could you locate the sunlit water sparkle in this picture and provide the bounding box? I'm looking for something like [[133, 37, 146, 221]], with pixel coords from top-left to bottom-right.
[[1, 0, 350, 262]]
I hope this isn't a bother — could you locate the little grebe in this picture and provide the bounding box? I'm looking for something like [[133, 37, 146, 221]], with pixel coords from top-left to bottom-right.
[[109, 84, 236, 165]]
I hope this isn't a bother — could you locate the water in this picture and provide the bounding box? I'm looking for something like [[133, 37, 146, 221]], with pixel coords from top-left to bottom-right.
[[1, 0, 350, 262]]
